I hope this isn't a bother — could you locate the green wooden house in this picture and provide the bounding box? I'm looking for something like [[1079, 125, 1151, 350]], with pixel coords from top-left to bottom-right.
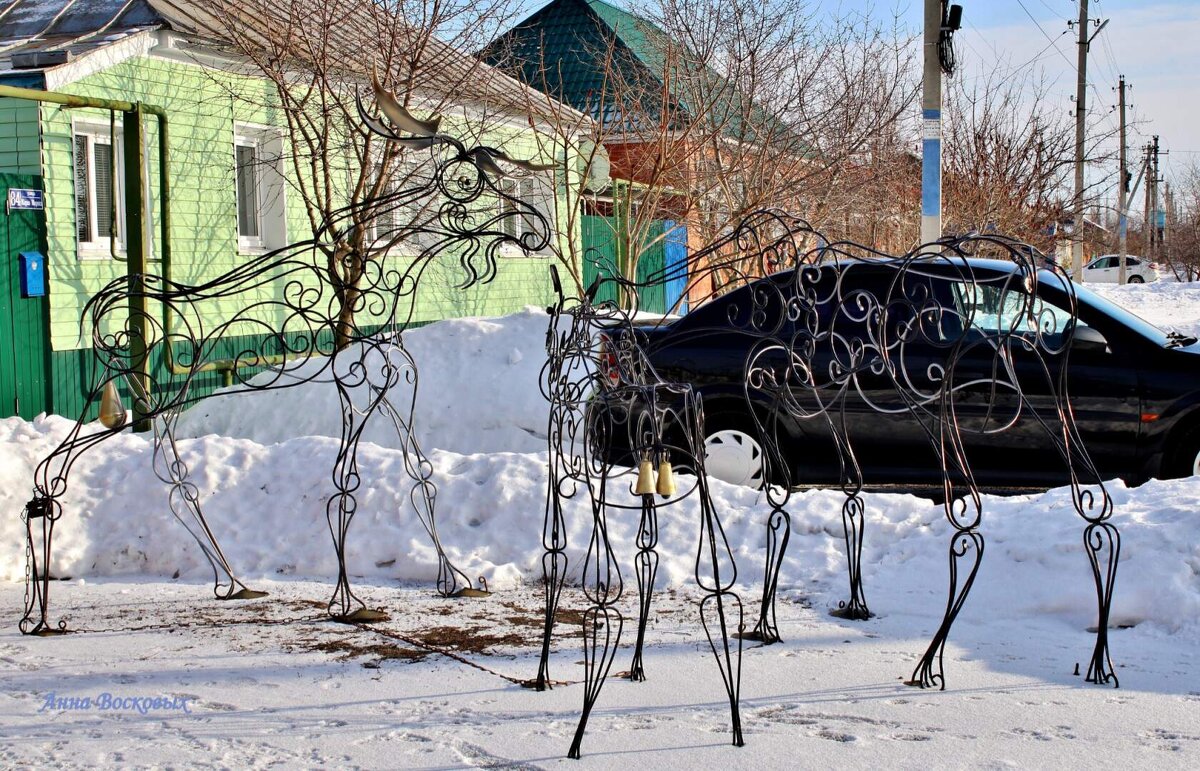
[[0, 0, 586, 421]]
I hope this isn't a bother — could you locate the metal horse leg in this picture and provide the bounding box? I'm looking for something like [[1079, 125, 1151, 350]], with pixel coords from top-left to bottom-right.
[[830, 494, 872, 620], [750, 505, 790, 643], [567, 473, 624, 759], [534, 466, 569, 691], [326, 352, 391, 624], [374, 359, 474, 598], [1083, 521, 1120, 686], [628, 493, 660, 681], [152, 411, 266, 600], [20, 497, 65, 635], [908, 528, 984, 689], [20, 374, 158, 634], [695, 477, 745, 748]]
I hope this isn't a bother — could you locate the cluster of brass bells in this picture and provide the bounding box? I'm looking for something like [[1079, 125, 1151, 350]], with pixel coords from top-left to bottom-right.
[[634, 451, 676, 498]]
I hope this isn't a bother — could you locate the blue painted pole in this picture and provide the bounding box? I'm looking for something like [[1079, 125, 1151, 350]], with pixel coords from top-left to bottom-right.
[[921, 0, 942, 245]]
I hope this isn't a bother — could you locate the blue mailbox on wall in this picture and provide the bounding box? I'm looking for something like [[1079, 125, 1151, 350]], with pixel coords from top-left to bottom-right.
[[18, 251, 46, 297]]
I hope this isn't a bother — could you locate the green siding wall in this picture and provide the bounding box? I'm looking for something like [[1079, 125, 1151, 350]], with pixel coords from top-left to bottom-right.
[[0, 97, 42, 174], [6, 49, 584, 419], [42, 54, 570, 354]]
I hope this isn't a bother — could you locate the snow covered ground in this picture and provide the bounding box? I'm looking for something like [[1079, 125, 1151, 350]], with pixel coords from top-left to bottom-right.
[[1, 284, 1198, 768]]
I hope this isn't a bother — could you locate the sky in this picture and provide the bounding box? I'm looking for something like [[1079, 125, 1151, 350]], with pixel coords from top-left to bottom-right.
[[940, 0, 1200, 201], [811, 1, 1200, 205], [510, 0, 1200, 208]]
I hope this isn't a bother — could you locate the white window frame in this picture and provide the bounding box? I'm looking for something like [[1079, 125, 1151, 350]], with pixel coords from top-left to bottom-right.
[[72, 122, 125, 258], [233, 124, 287, 254], [497, 176, 552, 256], [234, 135, 263, 251], [368, 157, 447, 254]]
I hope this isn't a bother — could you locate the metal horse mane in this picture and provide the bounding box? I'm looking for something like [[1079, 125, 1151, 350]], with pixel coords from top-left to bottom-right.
[[20, 78, 555, 634]]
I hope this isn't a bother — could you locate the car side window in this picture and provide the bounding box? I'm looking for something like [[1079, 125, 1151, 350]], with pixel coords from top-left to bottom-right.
[[950, 280, 1089, 342]]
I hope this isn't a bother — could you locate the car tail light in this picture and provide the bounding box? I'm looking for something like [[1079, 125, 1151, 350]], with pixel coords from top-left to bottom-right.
[[597, 333, 621, 387]]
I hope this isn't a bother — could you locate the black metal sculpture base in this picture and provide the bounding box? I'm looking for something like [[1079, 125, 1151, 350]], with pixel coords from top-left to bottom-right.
[[331, 608, 391, 624], [222, 588, 270, 600]]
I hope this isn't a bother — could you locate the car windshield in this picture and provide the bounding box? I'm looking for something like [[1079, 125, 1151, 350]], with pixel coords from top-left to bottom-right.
[[1038, 269, 1172, 346]]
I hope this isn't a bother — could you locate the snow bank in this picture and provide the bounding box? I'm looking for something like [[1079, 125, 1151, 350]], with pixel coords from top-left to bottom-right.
[[4, 412, 1198, 640], [3, 285, 1198, 642], [174, 307, 560, 454], [1089, 280, 1200, 338]]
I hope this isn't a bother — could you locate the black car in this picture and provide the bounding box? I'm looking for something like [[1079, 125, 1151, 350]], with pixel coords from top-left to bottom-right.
[[598, 258, 1200, 491]]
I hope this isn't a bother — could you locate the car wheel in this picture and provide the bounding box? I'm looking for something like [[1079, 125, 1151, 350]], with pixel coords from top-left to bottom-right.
[[1164, 424, 1200, 478], [703, 426, 766, 488], [1128, 275, 1144, 284]]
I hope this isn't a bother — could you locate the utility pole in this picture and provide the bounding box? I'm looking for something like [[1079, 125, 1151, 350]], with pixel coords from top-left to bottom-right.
[[921, 0, 943, 245], [1148, 135, 1164, 262], [1164, 181, 1172, 270], [1143, 142, 1153, 258], [1117, 76, 1129, 284], [1071, 0, 1089, 281]]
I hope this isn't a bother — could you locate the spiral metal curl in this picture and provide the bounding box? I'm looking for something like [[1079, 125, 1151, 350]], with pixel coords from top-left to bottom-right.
[[20, 84, 554, 633], [586, 209, 1120, 691]]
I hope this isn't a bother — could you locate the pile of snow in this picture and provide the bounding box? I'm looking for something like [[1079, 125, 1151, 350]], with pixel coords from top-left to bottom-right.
[[174, 307, 561, 454], [1089, 280, 1200, 338], [3, 283, 1199, 641]]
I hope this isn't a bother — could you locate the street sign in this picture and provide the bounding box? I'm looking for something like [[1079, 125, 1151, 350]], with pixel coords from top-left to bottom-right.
[[7, 188, 43, 211]]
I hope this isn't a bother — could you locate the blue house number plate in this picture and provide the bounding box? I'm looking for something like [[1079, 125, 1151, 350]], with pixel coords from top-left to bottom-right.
[[7, 188, 44, 211]]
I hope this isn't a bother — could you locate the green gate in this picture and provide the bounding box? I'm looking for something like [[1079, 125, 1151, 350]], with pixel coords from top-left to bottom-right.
[[581, 214, 675, 314], [0, 173, 51, 419]]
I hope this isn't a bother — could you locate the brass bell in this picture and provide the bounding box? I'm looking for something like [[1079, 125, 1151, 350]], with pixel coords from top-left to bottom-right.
[[656, 457, 676, 497], [98, 381, 128, 430], [634, 453, 656, 496]]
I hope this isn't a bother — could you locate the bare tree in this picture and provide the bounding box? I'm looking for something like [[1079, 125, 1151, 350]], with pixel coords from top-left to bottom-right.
[[1160, 161, 1200, 280], [941, 67, 1120, 255], [488, 0, 918, 306], [195, 0, 544, 348]]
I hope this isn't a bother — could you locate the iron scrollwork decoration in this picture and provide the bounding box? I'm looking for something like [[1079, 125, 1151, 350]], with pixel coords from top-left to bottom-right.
[[570, 209, 1119, 691], [535, 265, 744, 759], [19, 74, 555, 634]]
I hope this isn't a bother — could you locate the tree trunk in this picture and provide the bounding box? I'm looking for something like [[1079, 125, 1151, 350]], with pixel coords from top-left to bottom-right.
[[329, 242, 364, 352]]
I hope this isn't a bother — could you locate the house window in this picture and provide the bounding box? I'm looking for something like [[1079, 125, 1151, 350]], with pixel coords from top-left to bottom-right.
[[233, 126, 287, 252], [235, 142, 261, 242], [497, 178, 548, 250], [368, 159, 438, 252], [73, 128, 124, 253]]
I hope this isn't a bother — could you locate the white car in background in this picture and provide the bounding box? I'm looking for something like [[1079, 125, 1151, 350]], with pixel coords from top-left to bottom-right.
[[1082, 254, 1159, 283]]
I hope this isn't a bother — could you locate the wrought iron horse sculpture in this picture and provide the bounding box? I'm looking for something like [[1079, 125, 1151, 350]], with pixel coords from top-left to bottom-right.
[[20, 77, 555, 634]]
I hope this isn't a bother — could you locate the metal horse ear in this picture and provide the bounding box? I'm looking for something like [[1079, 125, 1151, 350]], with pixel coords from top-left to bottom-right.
[[362, 67, 557, 177], [371, 68, 442, 136]]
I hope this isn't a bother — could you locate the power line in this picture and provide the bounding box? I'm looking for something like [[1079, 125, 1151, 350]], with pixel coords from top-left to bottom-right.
[[1016, 0, 1077, 73]]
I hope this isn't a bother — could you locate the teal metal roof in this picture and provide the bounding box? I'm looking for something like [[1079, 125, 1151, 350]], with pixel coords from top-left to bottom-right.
[[483, 0, 794, 144]]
